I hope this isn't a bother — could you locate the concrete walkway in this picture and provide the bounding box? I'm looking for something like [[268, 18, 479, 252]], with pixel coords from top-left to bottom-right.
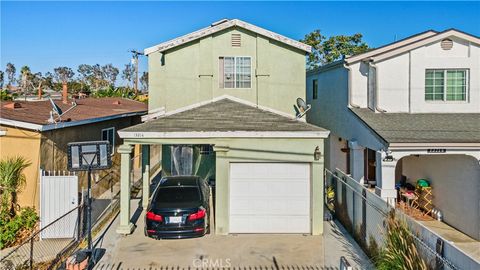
[[91, 199, 372, 270]]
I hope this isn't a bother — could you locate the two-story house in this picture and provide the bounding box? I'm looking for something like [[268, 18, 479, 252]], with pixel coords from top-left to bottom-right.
[[115, 19, 329, 236], [307, 29, 480, 240]]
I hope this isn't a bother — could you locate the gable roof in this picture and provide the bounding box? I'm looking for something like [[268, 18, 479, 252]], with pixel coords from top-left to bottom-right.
[[0, 98, 147, 131], [350, 108, 480, 144], [144, 19, 312, 55], [345, 29, 480, 64], [119, 97, 329, 138]]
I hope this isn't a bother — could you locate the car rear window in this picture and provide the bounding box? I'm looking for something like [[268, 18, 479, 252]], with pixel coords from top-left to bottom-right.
[[153, 186, 201, 204]]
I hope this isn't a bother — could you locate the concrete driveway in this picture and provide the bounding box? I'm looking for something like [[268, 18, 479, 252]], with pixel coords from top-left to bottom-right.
[[93, 200, 371, 269]]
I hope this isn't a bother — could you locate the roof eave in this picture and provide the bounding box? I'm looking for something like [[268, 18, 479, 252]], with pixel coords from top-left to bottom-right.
[[118, 130, 330, 139], [144, 19, 311, 55]]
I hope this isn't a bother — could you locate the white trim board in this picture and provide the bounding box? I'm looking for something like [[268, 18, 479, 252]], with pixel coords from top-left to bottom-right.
[[144, 19, 312, 55], [118, 130, 330, 139]]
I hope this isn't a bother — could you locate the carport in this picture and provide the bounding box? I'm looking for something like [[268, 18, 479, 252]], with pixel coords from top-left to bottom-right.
[[114, 97, 329, 235]]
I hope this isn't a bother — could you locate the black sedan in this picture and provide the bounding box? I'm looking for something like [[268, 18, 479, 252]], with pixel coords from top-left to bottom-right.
[[145, 176, 210, 239]]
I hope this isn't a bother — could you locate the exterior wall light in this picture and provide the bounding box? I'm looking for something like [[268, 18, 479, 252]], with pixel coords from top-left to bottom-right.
[[314, 146, 321, 161]]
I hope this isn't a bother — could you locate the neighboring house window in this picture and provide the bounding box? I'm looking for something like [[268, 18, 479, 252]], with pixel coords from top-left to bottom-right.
[[102, 127, 115, 153], [312, 79, 318, 100], [425, 69, 468, 101], [219, 56, 251, 88]]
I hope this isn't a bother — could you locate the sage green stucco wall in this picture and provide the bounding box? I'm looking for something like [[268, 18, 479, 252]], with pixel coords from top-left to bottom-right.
[[148, 28, 307, 117], [125, 137, 324, 235]]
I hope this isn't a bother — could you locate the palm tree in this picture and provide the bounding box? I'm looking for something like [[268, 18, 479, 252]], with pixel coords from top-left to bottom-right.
[[0, 156, 31, 217]]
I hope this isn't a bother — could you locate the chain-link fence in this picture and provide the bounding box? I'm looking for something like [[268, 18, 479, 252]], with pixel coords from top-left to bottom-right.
[[0, 204, 85, 270], [325, 168, 478, 270]]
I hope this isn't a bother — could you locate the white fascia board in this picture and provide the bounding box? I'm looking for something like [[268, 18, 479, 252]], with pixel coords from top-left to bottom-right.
[[118, 130, 330, 139], [1, 112, 146, 132], [389, 142, 480, 150], [144, 19, 311, 55], [0, 118, 43, 131], [371, 30, 480, 63], [345, 30, 438, 64]]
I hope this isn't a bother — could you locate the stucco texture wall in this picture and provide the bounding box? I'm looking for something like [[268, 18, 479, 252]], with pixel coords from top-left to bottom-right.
[[0, 125, 42, 209], [400, 154, 480, 240], [125, 137, 324, 235], [148, 28, 307, 117]]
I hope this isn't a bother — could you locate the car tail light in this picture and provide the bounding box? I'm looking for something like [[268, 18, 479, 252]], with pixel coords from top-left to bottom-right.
[[146, 211, 163, 222], [194, 227, 204, 232], [187, 208, 206, 221]]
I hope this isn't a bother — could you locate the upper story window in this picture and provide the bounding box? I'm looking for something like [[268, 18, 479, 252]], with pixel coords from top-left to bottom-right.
[[219, 56, 251, 89], [312, 79, 318, 100], [102, 127, 115, 154], [425, 69, 468, 101]]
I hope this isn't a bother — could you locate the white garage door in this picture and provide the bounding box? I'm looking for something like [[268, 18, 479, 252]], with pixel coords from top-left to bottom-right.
[[229, 163, 310, 233]]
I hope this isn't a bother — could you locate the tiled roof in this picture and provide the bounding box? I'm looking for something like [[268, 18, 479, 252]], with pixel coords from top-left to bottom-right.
[[121, 98, 327, 134], [1, 98, 147, 125], [351, 108, 480, 143]]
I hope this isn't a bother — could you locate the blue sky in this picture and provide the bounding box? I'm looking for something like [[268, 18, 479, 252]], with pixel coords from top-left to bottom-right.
[[2, 1, 479, 85]]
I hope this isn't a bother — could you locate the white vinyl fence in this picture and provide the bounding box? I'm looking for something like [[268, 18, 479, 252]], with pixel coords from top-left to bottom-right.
[[40, 170, 79, 239]]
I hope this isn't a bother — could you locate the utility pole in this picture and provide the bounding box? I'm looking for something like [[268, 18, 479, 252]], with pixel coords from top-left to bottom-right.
[[130, 50, 144, 96]]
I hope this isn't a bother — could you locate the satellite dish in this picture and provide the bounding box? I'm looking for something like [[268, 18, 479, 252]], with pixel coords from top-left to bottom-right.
[[295, 98, 311, 118], [47, 97, 77, 123]]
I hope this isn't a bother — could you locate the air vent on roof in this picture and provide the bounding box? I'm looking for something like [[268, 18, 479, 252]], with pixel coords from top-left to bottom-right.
[[211, 19, 229, 27], [231, 33, 241, 47], [441, 39, 453, 50], [3, 102, 22, 109]]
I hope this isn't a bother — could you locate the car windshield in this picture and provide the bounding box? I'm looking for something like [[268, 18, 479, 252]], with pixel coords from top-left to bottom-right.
[[153, 186, 201, 205]]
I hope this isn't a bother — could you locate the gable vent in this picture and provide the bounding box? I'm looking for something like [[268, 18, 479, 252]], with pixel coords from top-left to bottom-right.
[[231, 33, 241, 47], [441, 38, 453, 50]]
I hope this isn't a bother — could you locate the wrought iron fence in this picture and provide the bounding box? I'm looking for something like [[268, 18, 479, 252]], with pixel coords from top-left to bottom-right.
[[324, 168, 476, 270], [0, 204, 85, 270]]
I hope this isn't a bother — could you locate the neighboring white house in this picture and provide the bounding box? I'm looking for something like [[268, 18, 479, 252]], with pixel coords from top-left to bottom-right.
[[306, 29, 480, 241]]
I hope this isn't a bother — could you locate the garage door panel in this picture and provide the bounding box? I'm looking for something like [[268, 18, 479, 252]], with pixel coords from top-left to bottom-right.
[[230, 216, 310, 233], [229, 163, 311, 234]]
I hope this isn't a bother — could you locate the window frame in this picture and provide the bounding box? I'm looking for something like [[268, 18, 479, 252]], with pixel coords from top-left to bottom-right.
[[219, 56, 252, 89], [312, 79, 318, 100], [425, 69, 469, 102], [101, 127, 115, 154]]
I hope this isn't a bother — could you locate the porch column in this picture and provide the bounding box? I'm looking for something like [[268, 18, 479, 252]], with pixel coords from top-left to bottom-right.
[[213, 145, 230, 235], [116, 144, 134, 235], [348, 141, 365, 184], [141, 145, 150, 209], [375, 151, 398, 206]]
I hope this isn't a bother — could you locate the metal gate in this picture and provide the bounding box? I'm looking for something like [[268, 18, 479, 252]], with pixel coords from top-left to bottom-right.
[[40, 170, 79, 239]]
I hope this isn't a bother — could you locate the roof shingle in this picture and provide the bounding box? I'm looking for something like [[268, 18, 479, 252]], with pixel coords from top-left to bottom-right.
[[122, 99, 327, 134], [351, 108, 480, 143]]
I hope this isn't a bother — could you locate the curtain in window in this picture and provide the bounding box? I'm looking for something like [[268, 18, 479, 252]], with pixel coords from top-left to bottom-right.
[[171, 145, 193, 176]]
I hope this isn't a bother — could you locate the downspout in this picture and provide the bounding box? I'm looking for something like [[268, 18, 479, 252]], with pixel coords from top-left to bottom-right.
[[343, 63, 360, 108], [369, 61, 387, 113]]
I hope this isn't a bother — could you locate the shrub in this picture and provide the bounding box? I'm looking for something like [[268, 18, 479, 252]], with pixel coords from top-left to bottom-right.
[[374, 213, 428, 270], [0, 207, 38, 249]]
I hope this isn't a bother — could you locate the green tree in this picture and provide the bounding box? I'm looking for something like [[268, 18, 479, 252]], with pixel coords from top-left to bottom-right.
[[140, 71, 148, 92], [102, 64, 119, 87], [300, 30, 369, 69], [53, 66, 75, 85], [0, 157, 31, 217], [122, 63, 135, 89], [5, 63, 16, 87], [0, 71, 4, 89], [77, 64, 93, 91]]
